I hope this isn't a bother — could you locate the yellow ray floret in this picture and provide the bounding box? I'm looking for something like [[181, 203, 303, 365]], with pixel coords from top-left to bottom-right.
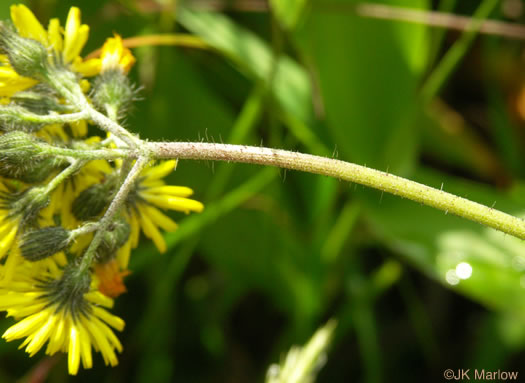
[[100, 34, 136, 73], [10, 4, 101, 77], [118, 160, 203, 263], [0, 261, 125, 375], [0, 55, 38, 97]]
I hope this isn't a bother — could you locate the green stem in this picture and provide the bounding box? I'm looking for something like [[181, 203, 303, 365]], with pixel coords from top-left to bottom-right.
[[77, 156, 149, 276], [41, 159, 86, 195], [149, 141, 525, 240], [356, 1, 525, 41], [44, 145, 134, 161], [0, 109, 89, 125], [46, 70, 141, 148], [84, 104, 141, 148], [420, 0, 499, 103], [70, 222, 99, 239]]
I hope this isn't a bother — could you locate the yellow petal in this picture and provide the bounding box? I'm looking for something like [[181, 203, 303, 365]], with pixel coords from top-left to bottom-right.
[[46, 311, 67, 355], [70, 119, 88, 137], [68, 324, 81, 375], [142, 160, 177, 181], [142, 194, 204, 213], [11, 4, 47, 43], [63, 8, 88, 63], [85, 291, 114, 309], [81, 317, 118, 366], [142, 185, 195, 197], [92, 306, 125, 331], [26, 314, 55, 356], [1, 249, 22, 283], [3, 310, 49, 341], [47, 18, 62, 53], [129, 211, 140, 248], [100, 34, 136, 73], [116, 240, 132, 269], [0, 224, 17, 260], [92, 316, 123, 354], [0, 292, 40, 310], [138, 206, 166, 253], [143, 205, 178, 232], [72, 58, 101, 77], [78, 322, 93, 369]]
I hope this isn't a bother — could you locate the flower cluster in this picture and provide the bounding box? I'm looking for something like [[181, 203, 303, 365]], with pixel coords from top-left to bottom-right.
[[0, 5, 203, 375]]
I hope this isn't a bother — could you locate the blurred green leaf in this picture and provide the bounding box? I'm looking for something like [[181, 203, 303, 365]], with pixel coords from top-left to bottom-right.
[[178, 8, 313, 125], [176, 7, 332, 157], [361, 169, 525, 317], [269, 0, 308, 30], [299, 0, 429, 173], [421, 0, 499, 103]]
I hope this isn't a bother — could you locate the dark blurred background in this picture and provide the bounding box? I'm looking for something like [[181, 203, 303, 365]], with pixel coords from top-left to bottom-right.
[[2, 0, 525, 381]]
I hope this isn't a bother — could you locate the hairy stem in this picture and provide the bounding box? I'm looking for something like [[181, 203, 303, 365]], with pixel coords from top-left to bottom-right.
[[84, 105, 141, 148], [150, 141, 525, 240], [41, 159, 86, 195], [77, 156, 149, 276], [0, 110, 89, 125], [356, 2, 525, 41], [46, 71, 141, 148], [45, 146, 134, 161]]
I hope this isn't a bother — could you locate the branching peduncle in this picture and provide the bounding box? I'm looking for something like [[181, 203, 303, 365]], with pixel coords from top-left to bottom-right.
[[56, 73, 525, 273], [76, 155, 149, 277], [41, 159, 86, 195], [45, 146, 135, 161]]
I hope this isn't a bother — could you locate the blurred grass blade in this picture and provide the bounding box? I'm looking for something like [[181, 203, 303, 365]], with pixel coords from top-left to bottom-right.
[[300, 0, 427, 171], [269, 0, 308, 30], [428, 0, 457, 67], [266, 320, 337, 383], [321, 201, 361, 263], [177, 7, 314, 126], [421, 0, 499, 103], [207, 84, 267, 199], [136, 168, 279, 355]]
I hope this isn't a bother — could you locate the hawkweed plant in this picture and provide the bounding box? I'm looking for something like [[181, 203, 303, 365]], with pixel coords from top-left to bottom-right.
[[0, 3, 523, 377]]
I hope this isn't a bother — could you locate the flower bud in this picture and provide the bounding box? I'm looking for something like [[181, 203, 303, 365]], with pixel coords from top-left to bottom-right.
[[17, 157, 67, 183], [2, 187, 50, 228], [96, 219, 130, 263], [20, 226, 71, 261], [0, 130, 42, 155], [0, 131, 66, 182], [0, 105, 45, 132], [92, 70, 135, 118], [46, 262, 92, 310], [11, 89, 69, 115], [0, 21, 49, 79], [100, 34, 135, 74], [72, 181, 115, 220]]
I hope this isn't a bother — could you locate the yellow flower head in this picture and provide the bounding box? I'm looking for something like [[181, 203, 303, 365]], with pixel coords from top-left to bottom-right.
[[125, 160, 204, 257], [10, 4, 100, 76], [0, 183, 54, 282], [100, 34, 136, 73], [0, 260, 125, 375], [0, 5, 202, 376], [0, 5, 103, 98]]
